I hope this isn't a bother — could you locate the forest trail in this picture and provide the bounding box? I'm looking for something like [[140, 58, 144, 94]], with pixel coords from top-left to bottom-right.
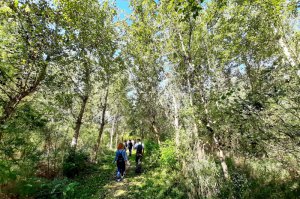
[[103, 162, 144, 199], [77, 151, 146, 199]]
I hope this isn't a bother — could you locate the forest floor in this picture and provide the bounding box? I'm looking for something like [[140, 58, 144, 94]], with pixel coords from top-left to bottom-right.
[[74, 151, 149, 199], [32, 150, 299, 199]]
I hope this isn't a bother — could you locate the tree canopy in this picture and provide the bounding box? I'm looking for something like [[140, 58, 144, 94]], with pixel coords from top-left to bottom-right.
[[0, 0, 299, 198]]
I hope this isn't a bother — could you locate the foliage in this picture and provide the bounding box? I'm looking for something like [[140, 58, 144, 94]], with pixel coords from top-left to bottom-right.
[[0, 160, 17, 185], [0, 0, 299, 198], [141, 140, 160, 169], [160, 140, 177, 168], [219, 158, 300, 199], [62, 150, 90, 178], [12, 177, 79, 199]]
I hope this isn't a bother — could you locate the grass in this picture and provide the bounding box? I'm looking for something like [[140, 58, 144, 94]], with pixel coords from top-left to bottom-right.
[[3, 148, 298, 199], [73, 149, 186, 199], [73, 150, 148, 199]]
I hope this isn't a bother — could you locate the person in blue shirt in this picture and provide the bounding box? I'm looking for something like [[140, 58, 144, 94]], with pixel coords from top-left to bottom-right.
[[113, 143, 130, 180]]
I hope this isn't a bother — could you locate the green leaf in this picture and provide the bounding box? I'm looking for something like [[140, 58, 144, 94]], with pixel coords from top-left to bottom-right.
[[14, 0, 18, 7]]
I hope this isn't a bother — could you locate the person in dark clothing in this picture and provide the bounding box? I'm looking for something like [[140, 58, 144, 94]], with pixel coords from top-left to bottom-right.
[[128, 140, 133, 156], [113, 143, 129, 181], [134, 139, 144, 173]]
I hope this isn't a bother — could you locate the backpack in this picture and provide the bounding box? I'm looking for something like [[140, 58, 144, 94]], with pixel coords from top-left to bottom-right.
[[117, 151, 124, 163], [136, 144, 143, 154]]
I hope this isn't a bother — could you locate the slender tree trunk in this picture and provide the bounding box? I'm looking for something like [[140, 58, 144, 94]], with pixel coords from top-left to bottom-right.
[[115, 130, 118, 149], [279, 37, 297, 66], [152, 121, 161, 145], [0, 65, 46, 141], [273, 26, 298, 67], [93, 86, 109, 161], [202, 93, 230, 180], [213, 134, 230, 179], [45, 132, 51, 178], [178, 28, 198, 138], [109, 115, 116, 150], [71, 61, 91, 150], [172, 95, 180, 147], [71, 95, 88, 149]]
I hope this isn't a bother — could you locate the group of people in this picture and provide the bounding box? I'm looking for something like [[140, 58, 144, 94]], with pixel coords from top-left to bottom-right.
[[113, 139, 144, 181]]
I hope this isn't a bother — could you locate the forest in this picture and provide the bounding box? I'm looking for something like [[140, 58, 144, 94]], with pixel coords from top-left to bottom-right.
[[0, 0, 299, 198]]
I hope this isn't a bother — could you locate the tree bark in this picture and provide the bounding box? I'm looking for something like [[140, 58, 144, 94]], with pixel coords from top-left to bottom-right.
[[115, 130, 118, 149], [202, 94, 230, 180], [172, 94, 180, 147], [178, 26, 199, 138], [71, 95, 88, 149], [213, 134, 230, 179], [273, 26, 298, 67], [152, 121, 161, 145], [0, 64, 47, 141], [109, 115, 116, 150], [93, 86, 109, 161]]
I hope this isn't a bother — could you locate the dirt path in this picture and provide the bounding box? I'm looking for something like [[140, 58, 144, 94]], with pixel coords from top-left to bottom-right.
[[102, 155, 144, 199], [74, 151, 146, 199]]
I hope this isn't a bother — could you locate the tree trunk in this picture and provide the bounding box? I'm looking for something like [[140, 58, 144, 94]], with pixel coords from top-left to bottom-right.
[[178, 29, 199, 138], [0, 94, 25, 127], [93, 86, 109, 161], [202, 94, 230, 180], [152, 121, 161, 145], [213, 134, 230, 179], [0, 64, 46, 141], [273, 27, 297, 67], [115, 130, 118, 149], [71, 95, 88, 149], [172, 95, 180, 147], [109, 115, 116, 150]]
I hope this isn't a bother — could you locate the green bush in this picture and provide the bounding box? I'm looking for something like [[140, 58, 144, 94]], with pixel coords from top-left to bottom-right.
[[144, 140, 161, 168], [219, 158, 300, 199], [144, 140, 160, 156], [160, 140, 177, 168], [0, 160, 17, 185], [14, 177, 79, 199], [63, 150, 90, 178]]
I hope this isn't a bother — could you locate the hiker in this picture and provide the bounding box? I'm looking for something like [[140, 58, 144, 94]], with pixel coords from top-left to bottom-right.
[[113, 143, 130, 180], [128, 140, 133, 156], [134, 139, 144, 164]]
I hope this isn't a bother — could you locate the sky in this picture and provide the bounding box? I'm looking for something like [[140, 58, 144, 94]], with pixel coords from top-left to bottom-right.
[[115, 0, 131, 19]]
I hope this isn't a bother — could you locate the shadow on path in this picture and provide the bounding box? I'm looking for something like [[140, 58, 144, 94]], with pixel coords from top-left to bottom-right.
[[72, 150, 148, 199], [102, 153, 146, 199]]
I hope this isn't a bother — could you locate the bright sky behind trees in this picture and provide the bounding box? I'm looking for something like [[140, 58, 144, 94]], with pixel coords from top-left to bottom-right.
[[0, 0, 299, 198], [116, 0, 131, 19]]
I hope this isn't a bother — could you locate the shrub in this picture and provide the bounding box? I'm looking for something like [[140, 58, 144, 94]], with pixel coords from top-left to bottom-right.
[[63, 150, 90, 178], [0, 160, 17, 185], [160, 140, 177, 169], [219, 158, 300, 199], [14, 177, 79, 199], [144, 140, 161, 168]]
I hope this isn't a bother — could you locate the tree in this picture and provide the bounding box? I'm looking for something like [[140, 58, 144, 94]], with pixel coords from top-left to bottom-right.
[[56, 0, 117, 150], [0, 0, 63, 139]]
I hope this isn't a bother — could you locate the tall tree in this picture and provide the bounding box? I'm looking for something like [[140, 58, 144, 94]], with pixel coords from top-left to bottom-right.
[[0, 0, 63, 139]]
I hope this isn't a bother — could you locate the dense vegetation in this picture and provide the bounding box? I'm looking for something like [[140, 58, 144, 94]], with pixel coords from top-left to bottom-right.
[[0, 0, 299, 198]]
